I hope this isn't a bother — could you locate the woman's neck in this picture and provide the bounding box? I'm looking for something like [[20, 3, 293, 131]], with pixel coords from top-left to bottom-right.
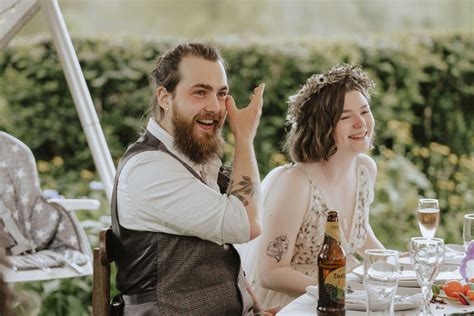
[[319, 151, 357, 183], [300, 151, 359, 234]]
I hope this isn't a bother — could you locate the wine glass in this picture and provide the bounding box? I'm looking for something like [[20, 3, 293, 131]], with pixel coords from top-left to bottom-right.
[[417, 198, 440, 238], [363, 249, 399, 315], [463, 214, 474, 252], [409, 237, 445, 316]]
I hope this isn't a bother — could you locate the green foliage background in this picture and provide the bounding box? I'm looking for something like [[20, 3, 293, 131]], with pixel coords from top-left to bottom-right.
[[0, 33, 473, 315]]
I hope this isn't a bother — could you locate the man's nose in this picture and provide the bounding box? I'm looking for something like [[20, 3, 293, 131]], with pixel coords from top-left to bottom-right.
[[205, 95, 220, 113]]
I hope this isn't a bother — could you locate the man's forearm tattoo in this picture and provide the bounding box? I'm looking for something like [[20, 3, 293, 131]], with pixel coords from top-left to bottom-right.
[[227, 175, 256, 206], [266, 235, 289, 263]]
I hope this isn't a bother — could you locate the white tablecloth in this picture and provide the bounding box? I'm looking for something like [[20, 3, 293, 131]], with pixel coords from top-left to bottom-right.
[[277, 292, 474, 315], [278, 246, 473, 315]]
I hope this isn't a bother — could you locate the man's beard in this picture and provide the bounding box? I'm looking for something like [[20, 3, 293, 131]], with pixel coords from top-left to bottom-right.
[[172, 110, 225, 165]]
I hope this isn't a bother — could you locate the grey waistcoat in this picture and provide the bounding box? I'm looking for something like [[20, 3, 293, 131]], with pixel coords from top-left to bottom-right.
[[111, 131, 253, 315]]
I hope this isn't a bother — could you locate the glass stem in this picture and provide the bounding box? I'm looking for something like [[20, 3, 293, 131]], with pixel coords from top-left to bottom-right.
[[421, 284, 432, 315]]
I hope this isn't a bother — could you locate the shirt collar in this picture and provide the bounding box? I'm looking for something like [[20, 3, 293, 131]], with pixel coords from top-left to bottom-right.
[[146, 118, 222, 179]]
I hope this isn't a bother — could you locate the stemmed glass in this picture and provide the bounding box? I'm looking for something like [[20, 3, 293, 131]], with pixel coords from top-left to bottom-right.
[[363, 249, 399, 315], [463, 214, 474, 252], [417, 198, 440, 238], [409, 237, 445, 315]]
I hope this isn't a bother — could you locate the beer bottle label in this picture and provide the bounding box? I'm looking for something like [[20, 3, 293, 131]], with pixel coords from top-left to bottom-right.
[[323, 266, 346, 303], [325, 222, 340, 241]]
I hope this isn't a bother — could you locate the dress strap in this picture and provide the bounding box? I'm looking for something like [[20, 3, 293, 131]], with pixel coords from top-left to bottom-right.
[[355, 155, 374, 204]]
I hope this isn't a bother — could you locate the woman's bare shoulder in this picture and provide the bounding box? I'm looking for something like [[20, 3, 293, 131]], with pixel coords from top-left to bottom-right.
[[269, 164, 311, 187], [264, 164, 312, 207]]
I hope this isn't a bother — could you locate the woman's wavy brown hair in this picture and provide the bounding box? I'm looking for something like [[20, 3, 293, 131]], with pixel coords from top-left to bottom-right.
[[284, 78, 370, 162]]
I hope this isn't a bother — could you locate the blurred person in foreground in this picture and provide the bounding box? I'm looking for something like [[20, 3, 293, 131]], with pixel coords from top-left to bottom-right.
[[249, 65, 385, 309], [111, 42, 272, 315], [0, 249, 13, 316]]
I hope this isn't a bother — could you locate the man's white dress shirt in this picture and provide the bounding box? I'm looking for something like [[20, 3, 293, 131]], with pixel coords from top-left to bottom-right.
[[117, 119, 250, 245]]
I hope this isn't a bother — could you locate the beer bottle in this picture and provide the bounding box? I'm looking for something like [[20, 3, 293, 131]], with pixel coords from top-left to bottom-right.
[[317, 210, 346, 315]]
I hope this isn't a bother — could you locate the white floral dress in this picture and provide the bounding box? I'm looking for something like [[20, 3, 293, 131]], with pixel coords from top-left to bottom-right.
[[252, 156, 373, 310]]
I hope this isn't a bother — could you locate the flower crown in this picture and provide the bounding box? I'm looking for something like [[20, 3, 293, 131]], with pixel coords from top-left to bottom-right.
[[286, 64, 376, 126]]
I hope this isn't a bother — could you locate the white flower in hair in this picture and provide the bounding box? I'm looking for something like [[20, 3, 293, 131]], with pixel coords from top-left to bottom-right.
[[286, 64, 376, 126], [314, 74, 326, 84]]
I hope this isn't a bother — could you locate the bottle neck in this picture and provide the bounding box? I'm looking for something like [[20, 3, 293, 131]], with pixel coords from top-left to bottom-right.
[[325, 219, 340, 242]]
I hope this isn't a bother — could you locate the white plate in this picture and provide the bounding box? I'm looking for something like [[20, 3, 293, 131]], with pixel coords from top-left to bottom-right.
[[352, 265, 463, 287], [306, 283, 421, 311]]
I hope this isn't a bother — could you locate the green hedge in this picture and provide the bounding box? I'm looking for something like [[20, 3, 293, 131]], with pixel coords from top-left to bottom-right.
[[1, 35, 472, 170], [1, 34, 473, 315], [1, 33, 473, 244]]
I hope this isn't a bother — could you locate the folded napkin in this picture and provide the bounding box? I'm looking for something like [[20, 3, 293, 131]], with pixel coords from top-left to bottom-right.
[[445, 244, 465, 266], [398, 270, 461, 281], [400, 244, 465, 266], [306, 285, 423, 303], [306, 285, 423, 308], [352, 265, 462, 282]]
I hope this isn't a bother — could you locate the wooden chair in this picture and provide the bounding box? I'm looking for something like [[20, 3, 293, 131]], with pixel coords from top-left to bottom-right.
[[92, 228, 114, 316]]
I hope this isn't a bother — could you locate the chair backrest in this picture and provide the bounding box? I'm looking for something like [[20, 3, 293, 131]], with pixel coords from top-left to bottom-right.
[[92, 228, 114, 316], [0, 131, 95, 282]]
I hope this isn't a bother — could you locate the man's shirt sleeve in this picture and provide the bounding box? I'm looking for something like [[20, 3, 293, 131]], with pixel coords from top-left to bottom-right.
[[117, 151, 251, 245]]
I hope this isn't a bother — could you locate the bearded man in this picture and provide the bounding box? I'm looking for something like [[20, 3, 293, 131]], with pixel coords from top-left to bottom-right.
[[111, 43, 265, 315]]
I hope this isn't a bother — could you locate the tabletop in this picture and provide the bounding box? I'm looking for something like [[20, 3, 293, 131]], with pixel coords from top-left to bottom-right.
[[277, 248, 474, 316], [277, 292, 474, 315]]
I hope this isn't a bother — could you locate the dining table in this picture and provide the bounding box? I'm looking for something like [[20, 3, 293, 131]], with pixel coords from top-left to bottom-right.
[[277, 245, 474, 315], [277, 292, 474, 315]]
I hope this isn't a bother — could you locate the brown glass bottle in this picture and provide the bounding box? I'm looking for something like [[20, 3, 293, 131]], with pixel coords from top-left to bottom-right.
[[317, 210, 346, 315]]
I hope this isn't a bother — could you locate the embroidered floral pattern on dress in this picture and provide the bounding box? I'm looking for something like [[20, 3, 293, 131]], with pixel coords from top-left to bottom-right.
[[290, 160, 371, 277]]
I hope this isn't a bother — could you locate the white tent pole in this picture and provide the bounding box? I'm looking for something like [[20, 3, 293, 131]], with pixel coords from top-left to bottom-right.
[[39, 0, 115, 201]]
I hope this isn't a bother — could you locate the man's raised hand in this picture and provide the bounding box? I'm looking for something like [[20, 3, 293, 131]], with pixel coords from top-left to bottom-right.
[[225, 84, 265, 143]]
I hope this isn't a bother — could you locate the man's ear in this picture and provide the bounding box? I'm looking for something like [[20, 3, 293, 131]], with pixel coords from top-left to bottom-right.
[[157, 86, 171, 111]]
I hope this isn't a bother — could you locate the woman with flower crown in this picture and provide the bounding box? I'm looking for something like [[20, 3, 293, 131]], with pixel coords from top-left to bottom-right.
[[244, 64, 385, 309]]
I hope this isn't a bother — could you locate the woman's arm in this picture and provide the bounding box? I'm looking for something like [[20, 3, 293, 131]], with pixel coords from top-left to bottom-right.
[[362, 225, 385, 250], [256, 167, 317, 296]]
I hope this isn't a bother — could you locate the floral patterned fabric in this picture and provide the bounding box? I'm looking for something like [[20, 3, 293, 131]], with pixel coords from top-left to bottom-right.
[[253, 156, 373, 309]]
